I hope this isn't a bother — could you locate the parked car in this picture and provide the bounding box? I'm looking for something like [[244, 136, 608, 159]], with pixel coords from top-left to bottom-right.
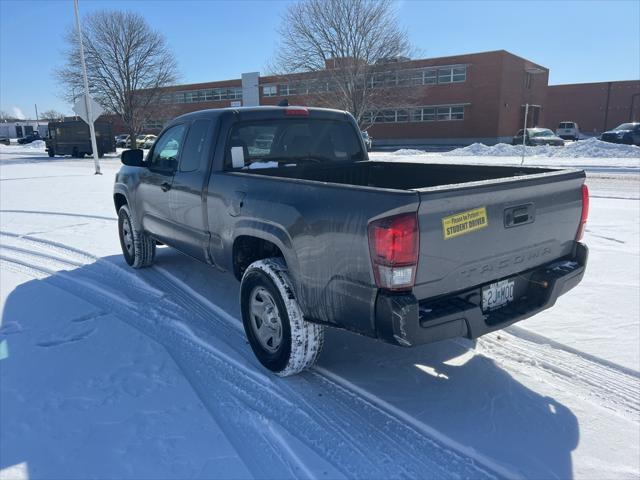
[[361, 130, 372, 151], [115, 134, 129, 148], [600, 122, 640, 146], [141, 135, 157, 149], [125, 134, 147, 148], [512, 128, 565, 146], [114, 106, 589, 376], [0, 136, 10, 146], [17, 132, 41, 144], [556, 121, 580, 141], [46, 120, 115, 158]]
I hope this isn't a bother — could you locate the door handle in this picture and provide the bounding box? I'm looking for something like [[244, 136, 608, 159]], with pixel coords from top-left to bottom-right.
[[161, 182, 172, 192], [504, 203, 535, 228]]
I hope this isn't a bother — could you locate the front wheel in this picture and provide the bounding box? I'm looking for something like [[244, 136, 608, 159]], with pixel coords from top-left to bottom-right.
[[240, 258, 324, 376], [118, 204, 156, 268]]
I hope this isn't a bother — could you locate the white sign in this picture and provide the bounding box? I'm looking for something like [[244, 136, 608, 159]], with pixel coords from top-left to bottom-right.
[[230, 101, 242, 108], [231, 146, 245, 168], [72, 94, 104, 125]]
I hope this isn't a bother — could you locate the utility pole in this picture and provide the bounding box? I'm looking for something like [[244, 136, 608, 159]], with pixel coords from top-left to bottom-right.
[[73, 0, 101, 175], [520, 103, 529, 166]]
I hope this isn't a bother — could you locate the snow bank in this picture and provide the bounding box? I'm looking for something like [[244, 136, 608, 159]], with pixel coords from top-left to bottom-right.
[[444, 138, 640, 158], [390, 148, 426, 156], [0, 140, 46, 156]]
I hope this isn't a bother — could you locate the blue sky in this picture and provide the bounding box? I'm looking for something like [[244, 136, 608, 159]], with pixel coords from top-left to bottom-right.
[[1, 0, 638, 117]]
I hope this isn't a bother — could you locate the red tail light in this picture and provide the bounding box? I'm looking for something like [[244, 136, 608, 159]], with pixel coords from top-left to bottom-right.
[[576, 184, 589, 241], [284, 107, 309, 116], [368, 213, 419, 291]]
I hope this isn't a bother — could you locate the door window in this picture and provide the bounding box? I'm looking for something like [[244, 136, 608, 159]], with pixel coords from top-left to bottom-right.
[[179, 119, 212, 172], [148, 124, 187, 172]]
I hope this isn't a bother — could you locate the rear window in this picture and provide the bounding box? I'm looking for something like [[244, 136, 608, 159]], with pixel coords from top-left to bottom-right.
[[559, 122, 575, 129], [225, 119, 365, 169]]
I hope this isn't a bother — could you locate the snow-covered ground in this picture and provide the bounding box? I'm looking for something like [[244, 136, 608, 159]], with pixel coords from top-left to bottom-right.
[[379, 138, 640, 171], [1, 143, 639, 479]]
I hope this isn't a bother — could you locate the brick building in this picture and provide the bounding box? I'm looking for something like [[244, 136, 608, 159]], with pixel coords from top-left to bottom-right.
[[114, 49, 638, 146], [545, 80, 640, 136]]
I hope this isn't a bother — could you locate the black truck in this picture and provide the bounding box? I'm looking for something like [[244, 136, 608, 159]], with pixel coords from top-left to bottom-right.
[[46, 119, 116, 158], [114, 106, 589, 376]]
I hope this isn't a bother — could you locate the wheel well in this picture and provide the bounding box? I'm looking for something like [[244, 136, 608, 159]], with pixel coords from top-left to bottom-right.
[[233, 236, 285, 280], [113, 193, 127, 213]]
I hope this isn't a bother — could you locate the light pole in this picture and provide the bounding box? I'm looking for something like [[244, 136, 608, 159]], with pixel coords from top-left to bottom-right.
[[73, 0, 101, 175]]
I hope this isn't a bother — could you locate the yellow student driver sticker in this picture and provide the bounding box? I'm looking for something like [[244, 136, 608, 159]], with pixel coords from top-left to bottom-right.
[[442, 207, 488, 239]]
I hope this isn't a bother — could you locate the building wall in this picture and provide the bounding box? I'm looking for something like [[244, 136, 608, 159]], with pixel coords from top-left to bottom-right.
[[545, 81, 640, 135], [496, 53, 549, 137], [366, 51, 505, 144], [125, 50, 637, 145]]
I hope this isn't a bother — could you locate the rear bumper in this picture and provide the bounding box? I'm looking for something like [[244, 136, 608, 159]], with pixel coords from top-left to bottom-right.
[[374, 242, 588, 346]]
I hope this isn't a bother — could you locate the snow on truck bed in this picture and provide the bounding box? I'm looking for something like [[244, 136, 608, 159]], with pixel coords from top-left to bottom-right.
[[0, 144, 639, 479]]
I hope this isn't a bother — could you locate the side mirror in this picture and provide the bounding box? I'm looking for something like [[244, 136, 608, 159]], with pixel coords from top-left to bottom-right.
[[121, 149, 145, 167]]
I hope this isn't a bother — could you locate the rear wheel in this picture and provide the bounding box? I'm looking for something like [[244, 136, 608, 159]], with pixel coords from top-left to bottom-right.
[[47, 149, 55, 157], [118, 204, 155, 268], [240, 258, 324, 376]]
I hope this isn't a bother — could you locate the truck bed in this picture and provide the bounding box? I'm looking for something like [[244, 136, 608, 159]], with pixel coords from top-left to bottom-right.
[[246, 160, 564, 191], [234, 159, 585, 323]]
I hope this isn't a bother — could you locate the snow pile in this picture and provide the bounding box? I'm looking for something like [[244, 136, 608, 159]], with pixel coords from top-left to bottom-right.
[[0, 140, 47, 156], [22, 139, 46, 150], [391, 148, 426, 156], [445, 138, 640, 158]]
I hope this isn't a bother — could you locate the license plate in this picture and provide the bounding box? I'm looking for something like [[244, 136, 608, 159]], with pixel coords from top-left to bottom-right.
[[482, 279, 515, 312]]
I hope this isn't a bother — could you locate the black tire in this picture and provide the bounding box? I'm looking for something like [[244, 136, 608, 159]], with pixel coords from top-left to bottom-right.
[[240, 258, 324, 376], [118, 204, 156, 268], [47, 149, 55, 157]]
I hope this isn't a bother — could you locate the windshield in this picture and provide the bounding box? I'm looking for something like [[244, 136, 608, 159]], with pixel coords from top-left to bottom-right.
[[226, 118, 365, 169], [530, 129, 555, 137], [613, 123, 635, 131]]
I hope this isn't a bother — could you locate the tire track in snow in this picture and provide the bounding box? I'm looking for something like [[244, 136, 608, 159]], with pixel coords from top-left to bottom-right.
[[0, 230, 162, 297], [0, 249, 497, 479], [477, 332, 639, 420], [0, 209, 117, 221], [5, 230, 637, 477]]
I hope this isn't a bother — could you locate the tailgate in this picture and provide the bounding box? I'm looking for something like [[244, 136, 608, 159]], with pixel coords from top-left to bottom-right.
[[413, 170, 585, 299]]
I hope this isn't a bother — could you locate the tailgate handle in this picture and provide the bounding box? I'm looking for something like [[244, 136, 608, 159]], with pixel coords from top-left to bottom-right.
[[504, 204, 535, 228]]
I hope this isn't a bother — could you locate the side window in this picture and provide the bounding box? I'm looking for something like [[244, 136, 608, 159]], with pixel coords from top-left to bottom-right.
[[179, 119, 212, 172], [148, 124, 187, 172]]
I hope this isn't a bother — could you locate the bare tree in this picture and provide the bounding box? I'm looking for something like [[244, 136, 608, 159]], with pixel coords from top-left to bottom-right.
[[56, 10, 178, 138], [0, 111, 16, 122], [39, 109, 65, 122], [274, 0, 414, 126]]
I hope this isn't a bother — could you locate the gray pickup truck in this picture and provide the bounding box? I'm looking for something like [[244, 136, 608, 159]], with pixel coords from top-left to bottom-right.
[[114, 106, 589, 376]]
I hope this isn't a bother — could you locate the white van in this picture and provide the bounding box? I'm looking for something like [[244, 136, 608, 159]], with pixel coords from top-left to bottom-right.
[[556, 121, 580, 141]]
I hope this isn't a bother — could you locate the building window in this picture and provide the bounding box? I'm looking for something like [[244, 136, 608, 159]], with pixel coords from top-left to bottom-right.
[[278, 84, 292, 96], [436, 66, 467, 84], [437, 67, 453, 83], [424, 69, 438, 85], [422, 107, 436, 121], [365, 104, 464, 124], [228, 87, 243, 99], [452, 67, 466, 83], [263, 85, 277, 97], [451, 106, 464, 120]]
